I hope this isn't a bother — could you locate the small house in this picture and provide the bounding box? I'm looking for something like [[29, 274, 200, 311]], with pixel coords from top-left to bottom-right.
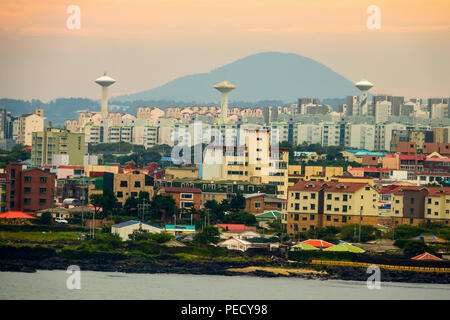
[[111, 220, 163, 241], [218, 238, 252, 252]]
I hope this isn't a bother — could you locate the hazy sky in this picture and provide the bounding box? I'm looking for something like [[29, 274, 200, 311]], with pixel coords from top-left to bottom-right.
[[1, 0, 449, 101]]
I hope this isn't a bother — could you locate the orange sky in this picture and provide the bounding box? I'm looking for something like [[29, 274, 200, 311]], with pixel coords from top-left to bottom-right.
[[0, 0, 449, 100]]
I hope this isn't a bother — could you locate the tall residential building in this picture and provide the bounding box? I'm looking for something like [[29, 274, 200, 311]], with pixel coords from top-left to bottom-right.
[[348, 124, 375, 150], [16, 109, 44, 146], [297, 124, 322, 145], [345, 96, 359, 116], [202, 128, 289, 198], [31, 126, 85, 167], [375, 100, 392, 123]]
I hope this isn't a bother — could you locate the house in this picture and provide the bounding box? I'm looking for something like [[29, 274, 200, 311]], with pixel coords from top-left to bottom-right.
[[158, 187, 202, 211], [111, 220, 163, 241], [218, 238, 252, 252], [220, 230, 261, 240], [244, 193, 284, 214], [164, 224, 196, 235]]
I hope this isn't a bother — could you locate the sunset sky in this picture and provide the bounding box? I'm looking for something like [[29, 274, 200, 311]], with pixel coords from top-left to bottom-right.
[[0, 0, 449, 101]]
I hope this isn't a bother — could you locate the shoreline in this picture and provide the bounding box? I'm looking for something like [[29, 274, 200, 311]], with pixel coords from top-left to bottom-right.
[[1, 258, 449, 284]]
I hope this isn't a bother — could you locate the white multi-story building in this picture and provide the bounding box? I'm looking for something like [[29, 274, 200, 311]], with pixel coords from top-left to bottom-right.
[[297, 123, 322, 145], [349, 124, 375, 150], [375, 101, 392, 123]]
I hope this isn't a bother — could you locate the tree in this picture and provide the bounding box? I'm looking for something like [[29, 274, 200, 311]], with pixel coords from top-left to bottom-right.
[[403, 240, 431, 257], [204, 200, 224, 223], [223, 211, 256, 225], [340, 224, 379, 243], [194, 226, 220, 245], [89, 194, 104, 215], [230, 193, 246, 212], [39, 212, 53, 225], [124, 196, 139, 216], [149, 194, 178, 222]]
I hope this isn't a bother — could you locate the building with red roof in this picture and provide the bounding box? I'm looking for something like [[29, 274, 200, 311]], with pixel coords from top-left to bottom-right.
[[286, 181, 379, 235], [216, 224, 254, 232]]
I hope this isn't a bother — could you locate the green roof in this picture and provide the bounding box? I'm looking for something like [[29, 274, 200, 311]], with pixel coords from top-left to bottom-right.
[[323, 243, 365, 253], [291, 243, 319, 251], [255, 211, 282, 219]]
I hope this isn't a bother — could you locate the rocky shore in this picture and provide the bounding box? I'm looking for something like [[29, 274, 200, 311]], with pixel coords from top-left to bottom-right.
[[1, 256, 449, 284]]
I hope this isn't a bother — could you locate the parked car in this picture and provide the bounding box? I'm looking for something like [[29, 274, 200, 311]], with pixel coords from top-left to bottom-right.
[[55, 217, 68, 224]]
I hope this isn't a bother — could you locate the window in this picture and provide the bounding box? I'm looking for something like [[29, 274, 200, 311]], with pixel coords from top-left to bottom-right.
[[327, 194, 331, 200], [11, 169, 15, 178], [120, 181, 128, 187], [310, 214, 315, 220], [326, 215, 331, 221], [39, 198, 46, 205], [117, 191, 123, 198], [342, 216, 347, 223], [295, 204, 299, 210], [40, 177, 47, 183], [303, 195, 308, 200], [427, 209, 431, 214], [181, 193, 193, 199], [410, 198, 414, 204], [294, 214, 299, 221], [434, 212, 438, 216], [39, 188, 46, 194], [343, 194, 348, 201], [255, 202, 261, 208], [310, 204, 315, 210], [342, 205, 348, 212], [295, 193, 300, 199], [131, 192, 138, 198], [24, 198, 31, 204], [24, 187, 31, 194], [311, 193, 316, 199], [410, 208, 414, 215], [427, 198, 431, 204], [24, 176, 32, 183], [134, 181, 141, 188], [326, 205, 331, 211]]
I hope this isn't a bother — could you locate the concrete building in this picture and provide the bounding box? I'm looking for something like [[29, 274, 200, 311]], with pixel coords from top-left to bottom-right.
[[5, 163, 55, 212], [109, 171, 154, 206], [375, 100, 392, 123], [31, 126, 85, 167], [16, 110, 44, 146], [348, 124, 375, 151], [158, 187, 202, 211], [286, 181, 379, 234]]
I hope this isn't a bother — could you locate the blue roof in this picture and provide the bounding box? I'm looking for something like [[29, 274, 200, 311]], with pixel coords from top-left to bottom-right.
[[345, 149, 386, 156], [112, 220, 163, 229], [165, 225, 196, 230], [160, 157, 173, 161]]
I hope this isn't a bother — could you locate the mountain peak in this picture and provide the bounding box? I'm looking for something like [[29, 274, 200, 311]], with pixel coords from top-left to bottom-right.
[[113, 52, 359, 103]]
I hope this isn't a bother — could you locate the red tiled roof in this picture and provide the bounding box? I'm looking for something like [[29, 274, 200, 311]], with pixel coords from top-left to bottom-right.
[[411, 252, 442, 261], [425, 158, 450, 162], [391, 186, 450, 196], [161, 187, 201, 194], [400, 155, 427, 160], [0, 211, 36, 219], [288, 181, 327, 191], [325, 182, 370, 193], [58, 166, 84, 169], [299, 239, 335, 248], [217, 224, 253, 231]]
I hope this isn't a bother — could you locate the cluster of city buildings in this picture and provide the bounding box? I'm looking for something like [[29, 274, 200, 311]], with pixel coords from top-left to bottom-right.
[[0, 74, 449, 235]]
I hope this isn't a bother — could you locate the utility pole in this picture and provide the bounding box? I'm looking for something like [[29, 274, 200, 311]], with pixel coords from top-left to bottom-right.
[[358, 207, 362, 243]]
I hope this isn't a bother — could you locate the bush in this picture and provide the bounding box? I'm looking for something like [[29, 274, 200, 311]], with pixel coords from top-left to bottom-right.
[[193, 226, 220, 245], [340, 224, 380, 243], [403, 240, 433, 257], [38, 212, 53, 225], [128, 230, 173, 243]]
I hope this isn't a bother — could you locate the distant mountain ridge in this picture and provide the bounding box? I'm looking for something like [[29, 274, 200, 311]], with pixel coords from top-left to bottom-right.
[[113, 52, 360, 103]]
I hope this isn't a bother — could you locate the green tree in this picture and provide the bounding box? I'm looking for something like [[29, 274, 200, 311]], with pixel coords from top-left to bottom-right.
[[340, 224, 379, 243], [39, 212, 53, 225], [124, 196, 139, 216], [403, 240, 431, 257], [223, 211, 257, 225], [204, 200, 224, 223], [230, 193, 246, 212], [149, 194, 178, 222], [194, 226, 221, 245]]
